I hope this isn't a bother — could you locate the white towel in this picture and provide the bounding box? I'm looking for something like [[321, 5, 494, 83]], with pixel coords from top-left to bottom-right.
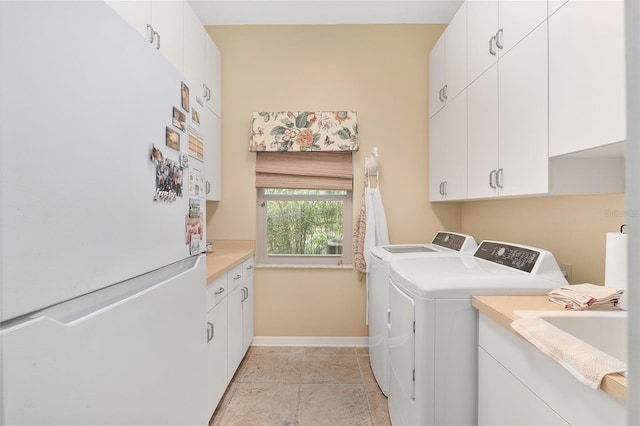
[[548, 283, 623, 310], [511, 317, 627, 390]]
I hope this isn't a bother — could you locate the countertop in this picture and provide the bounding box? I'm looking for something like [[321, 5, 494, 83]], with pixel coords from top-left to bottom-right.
[[205, 240, 255, 284], [472, 295, 627, 403]]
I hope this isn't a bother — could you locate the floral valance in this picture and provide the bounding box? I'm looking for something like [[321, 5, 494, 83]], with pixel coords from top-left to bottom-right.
[[250, 111, 358, 152]]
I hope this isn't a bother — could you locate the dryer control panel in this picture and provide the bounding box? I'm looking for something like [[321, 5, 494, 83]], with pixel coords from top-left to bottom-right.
[[473, 241, 540, 273], [431, 232, 469, 252]]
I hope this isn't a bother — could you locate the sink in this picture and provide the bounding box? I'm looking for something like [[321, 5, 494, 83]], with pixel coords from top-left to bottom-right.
[[513, 310, 628, 364]]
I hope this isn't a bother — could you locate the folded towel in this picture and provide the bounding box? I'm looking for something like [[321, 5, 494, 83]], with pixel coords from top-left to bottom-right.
[[548, 283, 623, 310], [511, 317, 626, 389]]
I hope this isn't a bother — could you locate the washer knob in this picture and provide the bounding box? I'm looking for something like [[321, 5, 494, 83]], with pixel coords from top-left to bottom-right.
[[497, 247, 506, 257]]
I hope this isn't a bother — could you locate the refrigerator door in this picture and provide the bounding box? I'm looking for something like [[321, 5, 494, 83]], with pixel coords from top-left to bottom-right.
[[1, 1, 205, 321], [1, 255, 208, 426]]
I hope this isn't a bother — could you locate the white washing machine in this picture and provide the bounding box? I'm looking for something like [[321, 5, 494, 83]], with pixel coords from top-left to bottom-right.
[[368, 232, 477, 396], [386, 240, 568, 426]]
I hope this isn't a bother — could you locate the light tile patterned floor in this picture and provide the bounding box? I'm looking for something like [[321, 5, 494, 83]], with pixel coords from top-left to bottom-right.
[[209, 346, 391, 426]]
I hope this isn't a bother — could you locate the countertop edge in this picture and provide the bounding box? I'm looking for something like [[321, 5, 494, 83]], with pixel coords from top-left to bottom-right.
[[205, 247, 255, 284], [472, 295, 628, 403]]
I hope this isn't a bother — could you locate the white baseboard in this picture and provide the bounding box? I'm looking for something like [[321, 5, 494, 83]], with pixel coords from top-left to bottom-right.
[[251, 336, 368, 347]]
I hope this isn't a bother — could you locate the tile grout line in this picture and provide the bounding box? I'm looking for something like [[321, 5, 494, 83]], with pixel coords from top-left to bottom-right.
[[356, 351, 377, 426]]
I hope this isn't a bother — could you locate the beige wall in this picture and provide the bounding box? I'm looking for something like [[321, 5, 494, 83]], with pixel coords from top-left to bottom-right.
[[461, 194, 625, 284], [206, 24, 625, 338]]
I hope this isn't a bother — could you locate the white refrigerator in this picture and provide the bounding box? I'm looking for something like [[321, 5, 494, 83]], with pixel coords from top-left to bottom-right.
[[1, 2, 208, 424]]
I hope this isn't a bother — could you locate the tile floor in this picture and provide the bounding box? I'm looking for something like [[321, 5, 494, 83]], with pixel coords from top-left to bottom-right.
[[209, 346, 391, 426]]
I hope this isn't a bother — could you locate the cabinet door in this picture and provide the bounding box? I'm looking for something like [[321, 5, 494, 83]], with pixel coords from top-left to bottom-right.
[[204, 37, 222, 116], [183, 3, 205, 95], [429, 34, 446, 118], [467, 0, 498, 85], [428, 109, 446, 201], [498, 0, 548, 58], [498, 23, 548, 197], [442, 92, 467, 200], [202, 108, 221, 201], [207, 299, 228, 416], [241, 262, 254, 355], [478, 348, 569, 426], [444, 2, 467, 101], [548, 0, 625, 156], [467, 63, 499, 199], [105, 0, 152, 41], [150, 0, 184, 73], [227, 285, 244, 380]]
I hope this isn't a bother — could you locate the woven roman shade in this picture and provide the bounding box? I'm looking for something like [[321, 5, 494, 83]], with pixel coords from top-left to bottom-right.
[[255, 152, 353, 191]]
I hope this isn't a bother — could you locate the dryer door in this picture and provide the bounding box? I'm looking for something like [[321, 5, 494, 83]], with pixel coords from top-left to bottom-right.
[[388, 279, 415, 399]]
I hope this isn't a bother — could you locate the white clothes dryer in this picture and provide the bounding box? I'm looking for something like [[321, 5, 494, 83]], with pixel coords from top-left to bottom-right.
[[386, 241, 568, 426], [368, 232, 477, 396]]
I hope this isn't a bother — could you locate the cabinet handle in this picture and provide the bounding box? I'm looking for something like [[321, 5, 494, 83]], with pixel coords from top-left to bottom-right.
[[214, 287, 225, 295], [442, 84, 448, 100], [495, 28, 504, 50], [442, 181, 448, 196], [206, 322, 214, 343], [489, 170, 497, 189], [496, 168, 504, 189], [206, 181, 211, 194], [234, 274, 241, 280], [489, 35, 496, 56], [154, 31, 160, 50], [438, 87, 444, 102], [146, 24, 155, 44], [207, 86, 212, 101], [241, 287, 248, 302], [387, 309, 391, 327], [203, 83, 208, 99], [439, 181, 444, 196]]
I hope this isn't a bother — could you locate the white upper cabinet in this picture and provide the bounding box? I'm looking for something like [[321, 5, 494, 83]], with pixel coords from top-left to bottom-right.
[[467, 23, 548, 199], [202, 108, 221, 201], [497, 23, 549, 197], [204, 38, 222, 117], [106, 0, 184, 73], [429, 2, 466, 118], [429, 92, 468, 201], [548, 0, 625, 157], [467, 0, 547, 85], [183, 3, 205, 92], [467, 63, 499, 199]]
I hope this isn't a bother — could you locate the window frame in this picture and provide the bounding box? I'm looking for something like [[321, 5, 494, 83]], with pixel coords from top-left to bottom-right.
[[256, 188, 353, 267]]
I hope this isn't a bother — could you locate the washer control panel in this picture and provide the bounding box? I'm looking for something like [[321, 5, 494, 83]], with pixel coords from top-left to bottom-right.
[[473, 241, 540, 273], [431, 232, 468, 251]]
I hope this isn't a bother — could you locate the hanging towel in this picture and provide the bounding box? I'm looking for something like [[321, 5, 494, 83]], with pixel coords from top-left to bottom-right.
[[353, 192, 367, 274], [511, 317, 627, 390], [363, 186, 389, 273]]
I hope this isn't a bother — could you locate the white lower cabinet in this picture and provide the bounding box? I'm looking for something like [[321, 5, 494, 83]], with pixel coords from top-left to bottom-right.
[[242, 258, 255, 354], [206, 298, 228, 417], [205, 256, 254, 417], [478, 314, 626, 426]]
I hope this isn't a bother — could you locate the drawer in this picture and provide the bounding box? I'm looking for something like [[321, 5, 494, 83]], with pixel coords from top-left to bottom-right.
[[227, 263, 244, 292], [243, 257, 254, 278], [206, 275, 227, 311]]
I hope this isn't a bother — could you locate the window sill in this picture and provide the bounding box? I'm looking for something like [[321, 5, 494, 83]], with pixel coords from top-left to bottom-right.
[[255, 263, 354, 270]]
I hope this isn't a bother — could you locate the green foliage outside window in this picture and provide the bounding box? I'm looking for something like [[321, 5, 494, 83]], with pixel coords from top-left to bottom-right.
[[265, 189, 345, 255]]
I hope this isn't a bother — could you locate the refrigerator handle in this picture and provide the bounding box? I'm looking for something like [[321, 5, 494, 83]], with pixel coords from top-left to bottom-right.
[[13, 256, 202, 328]]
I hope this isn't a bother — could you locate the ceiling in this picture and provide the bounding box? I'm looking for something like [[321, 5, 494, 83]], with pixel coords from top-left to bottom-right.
[[188, 0, 463, 25]]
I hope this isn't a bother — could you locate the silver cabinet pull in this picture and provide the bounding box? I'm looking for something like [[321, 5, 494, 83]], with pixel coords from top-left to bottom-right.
[[154, 31, 160, 50], [439, 181, 444, 196], [496, 168, 504, 189], [442, 84, 448, 100], [203, 83, 208, 99], [207, 86, 212, 101], [489, 170, 497, 189], [387, 309, 391, 327], [438, 87, 444, 102], [442, 181, 448, 196], [241, 287, 248, 302], [234, 274, 241, 280], [495, 28, 504, 50], [489, 35, 496, 56], [214, 287, 225, 295], [246, 265, 253, 271], [146, 24, 155, 44], [206, 181, 211, 194], [206, 322, 214, 343]]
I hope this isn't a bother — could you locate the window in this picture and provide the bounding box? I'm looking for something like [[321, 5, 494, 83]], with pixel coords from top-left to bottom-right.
[[255, 151, 354, 266], [257, 188, 353, 266]]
